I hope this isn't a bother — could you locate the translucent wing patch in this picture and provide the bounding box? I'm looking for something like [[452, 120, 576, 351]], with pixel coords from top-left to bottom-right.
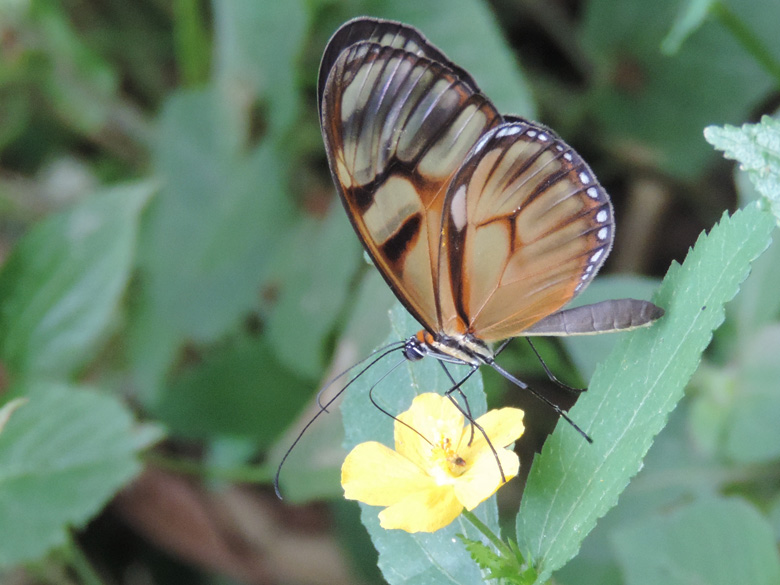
[[320, 39, 501, 332], [440, 120, 614, 341], [318, 17, 480, 118]]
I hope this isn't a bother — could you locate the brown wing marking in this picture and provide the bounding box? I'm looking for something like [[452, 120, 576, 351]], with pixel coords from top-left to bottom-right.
[[320, 41, 501, 333], [318, 17, 480, 117], [441, 121, 614, 341]]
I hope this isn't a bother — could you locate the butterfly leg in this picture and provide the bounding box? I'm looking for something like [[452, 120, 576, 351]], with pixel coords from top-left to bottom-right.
[[488, 360, 593, 443], [439, 364, 507, 483], [525, 338, 586, 393]]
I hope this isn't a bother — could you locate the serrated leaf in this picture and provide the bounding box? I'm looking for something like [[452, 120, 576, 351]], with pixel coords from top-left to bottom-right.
[[0, 382, 161, 567], [612, 498, 780, 585], [705, 116, 780, 223], [517, 203, 775, 583], [0, 181, 155, 380], [341, 306, 500, 585], [461, 537, 535, 584]]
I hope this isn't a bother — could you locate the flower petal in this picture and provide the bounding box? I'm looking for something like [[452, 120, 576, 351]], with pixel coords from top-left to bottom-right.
[[394, 393, 464, 467], [458, 407, 525, 461], [378, 485, 463, 533], [342, 441, 434, 506], [454, 448, 520, 510]]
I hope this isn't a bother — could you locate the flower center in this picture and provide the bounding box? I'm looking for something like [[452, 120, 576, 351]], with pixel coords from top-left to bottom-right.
[[429, 437, 468, 482]]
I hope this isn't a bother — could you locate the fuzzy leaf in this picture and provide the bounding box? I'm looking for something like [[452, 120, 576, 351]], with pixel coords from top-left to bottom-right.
[[705, 116, 780, 223]]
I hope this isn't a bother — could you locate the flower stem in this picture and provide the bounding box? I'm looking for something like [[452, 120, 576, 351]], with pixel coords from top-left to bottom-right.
[[461, 509, 511, 556]]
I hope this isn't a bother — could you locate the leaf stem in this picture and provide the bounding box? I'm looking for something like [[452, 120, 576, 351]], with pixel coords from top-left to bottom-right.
[[712, 1, 780, 87]]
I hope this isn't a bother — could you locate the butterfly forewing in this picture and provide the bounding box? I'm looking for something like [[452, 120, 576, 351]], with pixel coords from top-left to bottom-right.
[[318, 18, 480, 117], [441, 121, 614, 341], [320, 17, 661, 358], [320, 38, 501, 333]]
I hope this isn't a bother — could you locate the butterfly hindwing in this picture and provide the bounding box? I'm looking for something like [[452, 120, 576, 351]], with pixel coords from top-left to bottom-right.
[[320, 32, 501, 333], [440, 121, 614, 341]]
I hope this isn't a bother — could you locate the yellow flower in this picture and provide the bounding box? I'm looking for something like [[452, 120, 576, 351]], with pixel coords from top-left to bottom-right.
[[341, 393, 525, 533]]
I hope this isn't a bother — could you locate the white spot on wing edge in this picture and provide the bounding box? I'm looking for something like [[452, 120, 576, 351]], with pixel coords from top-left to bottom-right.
[[450, 185, 468, 231], [563, 152, 573, 162], [596, 210, 608, 223], [579, 171, 591, 185], [590, 248, 604, 263], [597, 226, 609, 240], [587, 187, 599, 199], [496, 125, 522, 138]]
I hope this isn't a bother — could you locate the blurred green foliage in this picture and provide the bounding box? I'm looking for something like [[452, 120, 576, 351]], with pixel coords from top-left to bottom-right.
[[1, 0, 780, 584]]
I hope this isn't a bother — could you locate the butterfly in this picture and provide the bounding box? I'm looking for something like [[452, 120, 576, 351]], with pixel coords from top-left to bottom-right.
[[319, 15, 662, 393], [274, 17, 665, 498]]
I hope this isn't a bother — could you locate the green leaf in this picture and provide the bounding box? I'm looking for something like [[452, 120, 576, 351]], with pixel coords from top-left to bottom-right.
[[341, 305, 500, 585], [517, 203, 776, 583], [704, 115, 780, 223], [661, 0, 715, 54], [583, 0, 778, 179], [266, 203, 361, 380], [0, 382, 161, 567], [154, 334, 311, 448], [137, 88, 293, 343], [0, 180, 155, 379], [723, 324, 780, 463], [612, 498, 780, 585], [213, 0, 308, 141], [34, 0, 119, 134], [363, 0, 536, 118], [732, 238, 780, 338], [0, 399, 26, 434], [461, 537, 536, 584]]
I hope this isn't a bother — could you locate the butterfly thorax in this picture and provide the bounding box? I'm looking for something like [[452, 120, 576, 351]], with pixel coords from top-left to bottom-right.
[[403, 329, 492, 367]]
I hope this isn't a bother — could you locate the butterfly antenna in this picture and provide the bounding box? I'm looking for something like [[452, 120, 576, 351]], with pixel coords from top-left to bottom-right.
[[274, 343, 405, 499], [525, 338, 586, 394], [316, 341, 406, 411], [366, 359, 451, 453], [488, 359, 593, 443]]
